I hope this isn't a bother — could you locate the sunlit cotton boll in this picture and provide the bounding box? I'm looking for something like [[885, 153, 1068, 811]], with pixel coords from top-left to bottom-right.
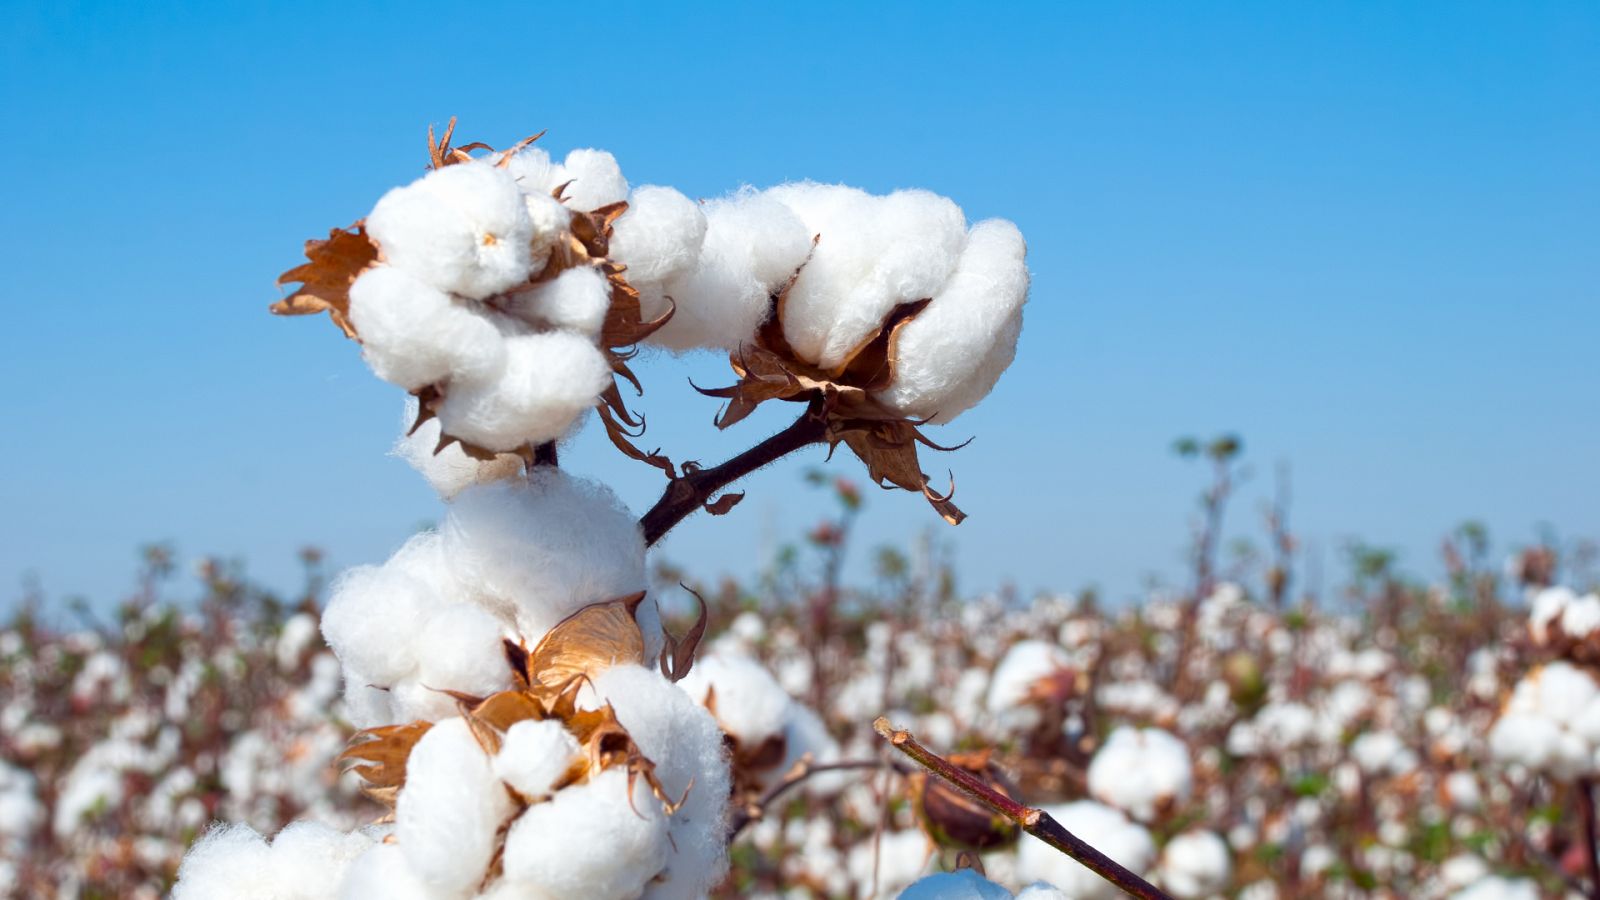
[[367, 161, 536, 300], [558, 148, 630, 210], [501, 768, 670, 900], [411, 602, 513, 701], [395, 401, 524, 501], [1158, 830, 1232, 899], [1017, 801, 1155, 900], [348, 266, 506, 391], [339, 842, 432, 900], [494, 718, 581, 800], [985, 640, 1073, 728], [678, 652, 792, 752], [898, 869, 1015, 900], [875, 219, 1029, 424], [320, 561, 444, 687], [442, 470, 647, 645], [608, 186, 708, 315], [1086, 726, 1193, 822], [518, 265, 612, 338], [435, 330, 613, 452], [173, 821, 376, 900], [1488, 661, 1600, 779], [395, 717, 516, 897]]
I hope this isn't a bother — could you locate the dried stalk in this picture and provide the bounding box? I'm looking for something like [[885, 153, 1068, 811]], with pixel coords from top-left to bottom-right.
[[725, 758, 891, 842], [873, 717, 1174, 900]]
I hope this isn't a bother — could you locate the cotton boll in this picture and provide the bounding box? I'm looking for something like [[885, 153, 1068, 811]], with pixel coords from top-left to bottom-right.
[[172, 823, 275, 900], [395, 402, 524, 500], [898, 870, 1014, 900], [338, 842, 433, 900], [442, 471, 647, 643], [321, 563, 441, 686], [1562, 594, 1600, 638], [1017, 802, 1154, 900], [435, 331, 612, 452], [503, 146, 566, 198], [1158, 830, 1232, 899], [587, 664, 733, 899], [876, 219, 1029, 423], [1450, 875, 1540, 900], [560, 149, 630, 210], [1014, 885, 1071, 900], [523, 192, 571, 278], [501, 768, 671, 900], [395, 717, 515, 896], [520, 265, 611, 337], [986, 640, 1072, 719], [677, 653, 792, 750], [413, 603, 513, 701], [1086, 727, 1193, 822], [367, 162, 536, 299], [348, 266, 506, 390], [268, 821, 376, 899], [609, 186, 708, 311], [494, 719, 582, 800]]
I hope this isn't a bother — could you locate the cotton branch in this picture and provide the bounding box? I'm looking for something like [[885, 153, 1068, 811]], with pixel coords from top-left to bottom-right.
[[873, 717, 1174, 900], [725, 757, 893, 842], [640, 397, 829, 546]]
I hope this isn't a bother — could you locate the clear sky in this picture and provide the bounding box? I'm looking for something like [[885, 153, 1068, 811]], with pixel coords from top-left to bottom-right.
[[2, 1, 1596, 612]]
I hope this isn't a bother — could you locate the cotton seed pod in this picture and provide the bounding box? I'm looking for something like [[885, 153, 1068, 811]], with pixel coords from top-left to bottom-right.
[[910, 750, 1020, 851]]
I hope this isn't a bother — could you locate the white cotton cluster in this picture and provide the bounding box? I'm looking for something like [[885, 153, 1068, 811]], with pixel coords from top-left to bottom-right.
[[1350, 730, 1420, 778], [353, 151, 630, 452], [1157, 830, 1232, 899], [985, 640, 1073, 732], [679, 651, 843, 790], [321, 470, 653, 726], [0, 760, 43, 853], [395, 399, 523, 500], [172, 821, 376, 900], [1450, 875, 1540, 900], [1487, 661, 1600, 779], [1086, 727, 1193, 822], [609, 181, 1029, 423], [1529, 585, 1600, 646], [1016, 801, 1154, 900]]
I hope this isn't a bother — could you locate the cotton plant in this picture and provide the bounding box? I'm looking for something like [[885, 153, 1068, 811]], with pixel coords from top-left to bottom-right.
[[170, 119, 1036, 899]]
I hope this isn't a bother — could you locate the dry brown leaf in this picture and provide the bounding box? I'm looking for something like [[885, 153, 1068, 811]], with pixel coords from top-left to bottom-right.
[[526, 593, 649, 690], [339, 721, 433, 803], [658, 587, 709, 683], [271, 225, 379, 338]]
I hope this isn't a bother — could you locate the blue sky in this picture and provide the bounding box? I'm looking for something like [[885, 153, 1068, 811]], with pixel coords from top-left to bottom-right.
[[2, 1, 1596, 611]]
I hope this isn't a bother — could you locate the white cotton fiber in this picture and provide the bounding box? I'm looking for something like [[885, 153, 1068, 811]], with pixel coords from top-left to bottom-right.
[[494, 718, 581, 800], [609, 186, 708, 309], [321, 562, 442, 686], [898, 870, 1015, 900], [1017, 801, 1154, 900], [520, 265, 611, 337], [435, 331, 612, 452], [523, 191, 572, 278], [268, 821, 376, 900], [1489, 661, 1600, 779], [678, 652, 792, 750], [587, 664, 733, 899], [413, 602, 513, 701], [559, 148, 630, 210], [395, 717, 515, 897], [769, 185, 967, 370], [1158, 830, 1232, 899], [503, 146, 565, 198], [442, 471, 647, 643], [337, 842, 433, 900], [171, 823, 275, 900], [367, 162, 536, 300], [501, 767, 671, 900], [875, 219, 1029, 423], [348, 266, 506, 391], [395, 402, 524, 500], [1014, 885, 1071, 900], [1086, 727, 1193, 822]]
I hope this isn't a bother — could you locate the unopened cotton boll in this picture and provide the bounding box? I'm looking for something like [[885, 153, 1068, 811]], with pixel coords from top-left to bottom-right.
[[1086, 727, 1193, 822], [519, 265, 612, 337], [395, 401, 523, 500], [367, 162, 536, 300], [1017, 801, 1154, 900], [348, 266, 506, 390], [435, 330, 612, 452], [1158, 830, 1232, 899], [501, 768, 670, 900], [608, 186, 708, 302], [898, 869, 1015, 900], [494, 718, 581, 800], [875, 219, 1029, 423], [442, 471, 647, 644], [320, 562, 442, 686], [559, 148, 630, 210], [395, 717, 515, 896]]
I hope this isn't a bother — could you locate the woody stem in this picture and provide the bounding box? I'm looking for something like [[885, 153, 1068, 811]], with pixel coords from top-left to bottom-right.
[[639, 397, 829, 546]]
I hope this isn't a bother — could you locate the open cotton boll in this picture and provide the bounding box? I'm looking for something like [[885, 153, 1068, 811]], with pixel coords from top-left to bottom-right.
[[1086, 727, 1193, 822], [1018, 802, 1154, 900], [875, 219, 1029, 423], [1014, 885, 1071, 900], [503, 146, 566, 198], [609, 186, 707, 302], [412, 603, 514, 701], [898, 869, 1015, 900], [494, 719, 581, 800], [780, 703, 849, 796], [559, 148, 630, 210], [1350, 731, 1419, 778], [395, 403, 524, 500], [586, 664, 733, 899], [338, 842, 433, 900], [523, 192, 571, 279], [442, 471, 647, 643], [501, 768, 671, 900], [1450, 876, 1540, 900], [519, 265, 611, 337], [268, 821, 376, 900], [172, 823, 277, 899], [367, 162, 536, 300], [435, 331, 612, 452], [1489, 662, 1600, 779], [985, 640, 1073, 732], [395, 717, 515, 897], [1158, 830, 1232, 899], [321, 562, 443, 686], [678, 652, 792, 750], [1562, 593, 1600, 639], [349, 266, 506, 390]]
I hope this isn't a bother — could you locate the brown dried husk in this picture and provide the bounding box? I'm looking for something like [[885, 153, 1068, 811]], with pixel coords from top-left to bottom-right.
[[910, 749, 1021, 851]]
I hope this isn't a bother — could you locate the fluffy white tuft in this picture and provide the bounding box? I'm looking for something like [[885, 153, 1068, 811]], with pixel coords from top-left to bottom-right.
[[348, 266, 505, 391], [367, 162, 535, 300], [394, 718, 515, 896], [493, 718, 582, 800], [500, 768, 669, 900], [1017, 801, 1155, 900], [395, 400, 523, 500], [518, 265, 612, 337], [435, 331, 612, 452], [1086, 726, 1193, 822], [559, 149, 630, 210], [1158, 830, 1232, 899]]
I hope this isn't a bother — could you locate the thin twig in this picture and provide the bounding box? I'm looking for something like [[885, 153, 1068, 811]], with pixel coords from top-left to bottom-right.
[[873, 717, 1174, 900], [725, 758, 891, 841], [639, 397, 829, 546]]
